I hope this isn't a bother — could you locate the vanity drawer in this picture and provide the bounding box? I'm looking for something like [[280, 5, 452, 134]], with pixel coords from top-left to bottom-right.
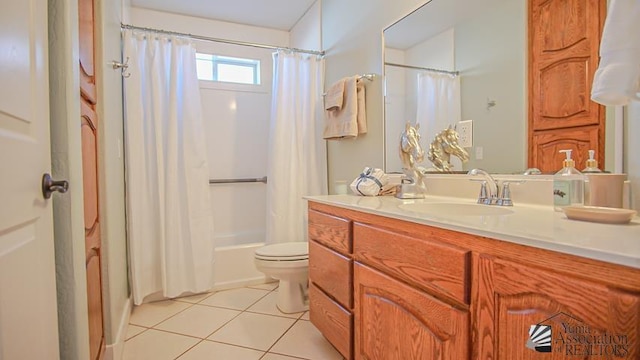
[[308, 209, 352, 254], [353, 223, 471, 305], [309, 240, 352, 309], [309, 282, 352, 360]]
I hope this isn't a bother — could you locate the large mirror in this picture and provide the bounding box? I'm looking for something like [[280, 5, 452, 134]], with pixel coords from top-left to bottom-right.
[[383, 0, 615, 174]]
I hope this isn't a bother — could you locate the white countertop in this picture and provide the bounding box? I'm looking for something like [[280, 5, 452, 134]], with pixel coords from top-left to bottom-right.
[[306, 194, 640, 269]]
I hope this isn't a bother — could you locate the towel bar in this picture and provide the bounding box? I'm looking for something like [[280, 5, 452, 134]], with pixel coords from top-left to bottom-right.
[[209, 176, 267, 184]]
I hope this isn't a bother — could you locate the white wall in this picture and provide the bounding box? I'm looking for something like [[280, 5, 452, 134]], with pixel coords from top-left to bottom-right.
[[322, 0, 425, 193], [96, 0, 130, 357], [384, 48, 407, 173], [198, 41, 273, 247], [455, 0, 526, 173], [626, 103, 640, 210], [291, 0, 322, 51]]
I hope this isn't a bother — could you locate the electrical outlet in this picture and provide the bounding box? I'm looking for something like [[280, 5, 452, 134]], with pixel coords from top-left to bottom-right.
[[457, 120, 473, 148], [475, 146, 484, 160]]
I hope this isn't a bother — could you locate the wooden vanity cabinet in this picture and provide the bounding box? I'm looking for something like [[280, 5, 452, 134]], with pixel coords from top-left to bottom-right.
[[308, 201, 640, 360], [352, 222, 471, 359], [474, 254, 640, 360], [308, 208, 354, 359]]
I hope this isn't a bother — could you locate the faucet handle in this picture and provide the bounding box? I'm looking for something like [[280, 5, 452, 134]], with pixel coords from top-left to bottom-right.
[[472, 180, 495, 205], [497, 182, 513, 206], [496, 180, 525, 206]]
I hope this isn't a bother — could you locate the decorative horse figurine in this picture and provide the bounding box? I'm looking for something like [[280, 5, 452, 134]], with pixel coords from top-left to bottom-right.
[[427, 126, 470, 172], [398, 122, 427, 197]]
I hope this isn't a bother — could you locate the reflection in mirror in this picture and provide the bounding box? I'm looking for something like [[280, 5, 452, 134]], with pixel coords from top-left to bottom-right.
[[383, 0, 615, 174]]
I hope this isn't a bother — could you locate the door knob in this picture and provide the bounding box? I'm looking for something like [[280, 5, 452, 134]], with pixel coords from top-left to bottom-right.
[[42, 173, 69, 199]]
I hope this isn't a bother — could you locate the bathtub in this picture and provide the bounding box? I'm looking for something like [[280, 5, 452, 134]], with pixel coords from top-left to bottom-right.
[[213, 241, 271, 291]]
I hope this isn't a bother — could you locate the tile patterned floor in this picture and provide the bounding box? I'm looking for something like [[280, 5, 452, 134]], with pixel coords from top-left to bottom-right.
[[124, 283, 344, 360]]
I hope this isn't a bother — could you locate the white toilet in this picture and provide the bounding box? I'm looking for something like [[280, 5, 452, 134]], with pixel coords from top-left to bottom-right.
[[254, 242, 309, 313]]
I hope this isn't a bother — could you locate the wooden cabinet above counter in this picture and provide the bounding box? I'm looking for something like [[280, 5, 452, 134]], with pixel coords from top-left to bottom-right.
[[307, 200, 640, 360]]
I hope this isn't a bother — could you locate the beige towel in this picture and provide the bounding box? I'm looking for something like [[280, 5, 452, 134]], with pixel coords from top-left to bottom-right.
[[324, 78, 345, 110], [323, 76, 367, 139], [356, 80, 367, 134]]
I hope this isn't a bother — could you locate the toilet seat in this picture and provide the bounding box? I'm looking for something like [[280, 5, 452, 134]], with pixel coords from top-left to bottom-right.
[[255, 242, 308, 261]]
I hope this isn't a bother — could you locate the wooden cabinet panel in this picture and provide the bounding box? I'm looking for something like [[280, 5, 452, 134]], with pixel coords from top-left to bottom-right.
[[81, 101, 99, 230], [354, 264, 469, 360], [474, 255, 640, 359], [530, 125, 600, 173], [538, 58, 593, 126], [528, 0, 606, 170], [309, 240, 352, 309], [309, 283, 352, 359], [79, 0, 103, 358], [308, 209, 352, 254], [354, 223, 470, 305], [86, 242, 104, 360]]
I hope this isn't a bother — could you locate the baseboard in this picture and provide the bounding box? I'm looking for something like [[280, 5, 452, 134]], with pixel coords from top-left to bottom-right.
[[104, 297, 132, 360]]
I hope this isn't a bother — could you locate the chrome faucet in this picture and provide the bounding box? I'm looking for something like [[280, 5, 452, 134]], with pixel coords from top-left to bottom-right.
[[468, 168, 499, 205]]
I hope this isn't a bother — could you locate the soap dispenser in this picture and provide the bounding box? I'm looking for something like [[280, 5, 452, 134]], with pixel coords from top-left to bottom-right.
[[582, 150, 602, 173], [553, 149, 584, 211]]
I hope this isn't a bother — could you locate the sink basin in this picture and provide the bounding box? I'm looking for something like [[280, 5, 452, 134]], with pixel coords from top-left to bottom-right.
[[399, 203, 514, 216]]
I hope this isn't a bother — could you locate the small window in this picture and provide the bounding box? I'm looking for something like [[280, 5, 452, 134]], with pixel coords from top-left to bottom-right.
[[196, 53, 261, 85]]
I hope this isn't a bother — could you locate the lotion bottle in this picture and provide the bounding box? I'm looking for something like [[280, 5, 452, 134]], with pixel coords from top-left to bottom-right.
[[553, 149, 584, 211], [582, 150, 602, 173]]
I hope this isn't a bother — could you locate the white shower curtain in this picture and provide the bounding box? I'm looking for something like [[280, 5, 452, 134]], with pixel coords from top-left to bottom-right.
[[123, 29, 215, 305], [416, 71, 462, 168], [266, 50, 326, 244]]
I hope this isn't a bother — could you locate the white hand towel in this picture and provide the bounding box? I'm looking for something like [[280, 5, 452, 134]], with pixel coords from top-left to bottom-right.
[[591, 0, 640, 106], [350, 167, 388, 196], [324, 78, 345, 110]]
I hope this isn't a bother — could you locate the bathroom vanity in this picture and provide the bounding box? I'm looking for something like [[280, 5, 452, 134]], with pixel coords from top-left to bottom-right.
[[306, 195, 640, 359]]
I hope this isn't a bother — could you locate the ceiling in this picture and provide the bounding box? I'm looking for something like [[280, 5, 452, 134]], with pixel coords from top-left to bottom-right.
[[130, 0, 317, 31]]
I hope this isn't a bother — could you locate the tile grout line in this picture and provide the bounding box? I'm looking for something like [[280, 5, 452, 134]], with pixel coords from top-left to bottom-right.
[[172, 338, 206, 360], [130, 300, 197, 329], [123, 324, 151, 342], [126, 284, 295, 359], [184, 285, 281, 343], [174, 285, 278, 360], [261, 318, 312, 360]]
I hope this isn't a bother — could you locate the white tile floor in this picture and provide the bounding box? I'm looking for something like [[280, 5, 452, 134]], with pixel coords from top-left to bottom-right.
[[124, 283, 344, 360]]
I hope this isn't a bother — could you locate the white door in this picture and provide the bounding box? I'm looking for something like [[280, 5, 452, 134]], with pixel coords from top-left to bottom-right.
[[0, 1, 61, 359]]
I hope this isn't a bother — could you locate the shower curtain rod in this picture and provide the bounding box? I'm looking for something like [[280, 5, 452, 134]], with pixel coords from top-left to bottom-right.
[[121, 24, 325, 56], [384, 62, 459, 76]]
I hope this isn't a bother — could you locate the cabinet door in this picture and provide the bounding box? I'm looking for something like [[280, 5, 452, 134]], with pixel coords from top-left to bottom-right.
[[528, 0, 606, 171], [474, 256, 640, 359], [354, 264, 469, 360]]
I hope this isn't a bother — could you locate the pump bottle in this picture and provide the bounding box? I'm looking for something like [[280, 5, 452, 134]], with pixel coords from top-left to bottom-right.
[[553, 149, 585, 211], [582, 150, 602, 173]]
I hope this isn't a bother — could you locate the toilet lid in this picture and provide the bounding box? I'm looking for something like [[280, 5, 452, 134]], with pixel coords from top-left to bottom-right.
[[255, 242, 308, 261]]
